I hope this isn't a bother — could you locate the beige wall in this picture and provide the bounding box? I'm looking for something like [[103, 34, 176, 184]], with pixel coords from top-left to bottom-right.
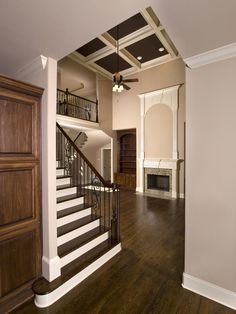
[[185, 56, 236, 292], [113, 59, 185, 194], [145, 104, 173, 158]]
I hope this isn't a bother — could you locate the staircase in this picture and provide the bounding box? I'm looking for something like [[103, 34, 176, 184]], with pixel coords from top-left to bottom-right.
[[33, 123, 121, 308]]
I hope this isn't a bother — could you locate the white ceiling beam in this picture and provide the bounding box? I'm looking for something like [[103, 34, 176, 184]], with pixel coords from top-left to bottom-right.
[[141, 9, 178, 57], [68, 52, 111, 80], [98, 33, 140, 70]]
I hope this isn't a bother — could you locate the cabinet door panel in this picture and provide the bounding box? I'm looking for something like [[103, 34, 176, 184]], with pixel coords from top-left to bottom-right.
[[0, 231, 37, 297], [0, 168, 34, 227], [0, 99, 33, 154]]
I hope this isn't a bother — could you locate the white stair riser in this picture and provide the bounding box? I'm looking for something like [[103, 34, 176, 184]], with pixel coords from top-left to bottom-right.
[[60, 232, 109, 267], [57, 197, 84, 212], [56, 161, 59, 168], [57, 220, 100, 246], [57, 208, 91, 227], [34, 243, 122, 308], [56, 177, 71, 187], [56, 169, 65, 177], [56, 187, 77, 198]]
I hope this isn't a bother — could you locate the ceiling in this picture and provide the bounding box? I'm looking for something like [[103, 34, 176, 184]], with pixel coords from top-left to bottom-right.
[[69, 8, 179, 79], [0, 0, 236, 75]]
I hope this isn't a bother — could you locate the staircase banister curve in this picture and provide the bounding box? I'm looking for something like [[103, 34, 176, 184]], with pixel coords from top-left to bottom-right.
[[56, 122, 112, 187]]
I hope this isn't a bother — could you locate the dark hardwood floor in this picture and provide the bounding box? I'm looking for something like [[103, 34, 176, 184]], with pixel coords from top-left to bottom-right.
[[13, 191, 234, 314]]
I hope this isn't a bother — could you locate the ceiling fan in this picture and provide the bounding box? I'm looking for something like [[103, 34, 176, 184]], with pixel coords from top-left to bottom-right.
[[113, 72, 138, 91], [112, 26, 139, 92]]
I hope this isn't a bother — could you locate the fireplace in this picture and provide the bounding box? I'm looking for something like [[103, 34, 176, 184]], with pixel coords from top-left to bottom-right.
[[147, 174, 169, 191], [144, 166, 174, 199]]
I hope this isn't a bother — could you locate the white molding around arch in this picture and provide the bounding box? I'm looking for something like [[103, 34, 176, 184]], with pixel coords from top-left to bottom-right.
[[137, 85, 180, 193]]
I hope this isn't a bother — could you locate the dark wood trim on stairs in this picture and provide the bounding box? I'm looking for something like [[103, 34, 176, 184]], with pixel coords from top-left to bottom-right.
[[58, 226, 110, 258], [57, 215, 101, 237]]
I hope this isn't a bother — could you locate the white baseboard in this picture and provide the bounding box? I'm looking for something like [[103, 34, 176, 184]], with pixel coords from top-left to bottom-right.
[[35, 243, 122, 308], [182, 272, 236, 310]]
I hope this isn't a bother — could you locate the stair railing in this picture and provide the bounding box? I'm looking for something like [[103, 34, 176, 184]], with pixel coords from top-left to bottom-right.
[[56, 122, 120, 243], [57, 89, 99, 123]]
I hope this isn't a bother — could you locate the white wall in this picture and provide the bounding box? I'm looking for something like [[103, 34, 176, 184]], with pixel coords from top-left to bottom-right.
[[185, 56, 236, 292]]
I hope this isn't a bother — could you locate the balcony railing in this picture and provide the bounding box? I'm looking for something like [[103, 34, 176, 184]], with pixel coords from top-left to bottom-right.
[[57, 88, 98, 122]]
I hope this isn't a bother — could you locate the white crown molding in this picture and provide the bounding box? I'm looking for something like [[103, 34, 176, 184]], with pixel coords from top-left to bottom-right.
[[182, 272, 236, 310], [14, 55, 47, 80], [184, 42, 236, 69]]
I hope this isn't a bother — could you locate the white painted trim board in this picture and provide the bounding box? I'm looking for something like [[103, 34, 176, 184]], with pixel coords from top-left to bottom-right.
[[35, 243, 122, 308], [182, 272, 236, 310]]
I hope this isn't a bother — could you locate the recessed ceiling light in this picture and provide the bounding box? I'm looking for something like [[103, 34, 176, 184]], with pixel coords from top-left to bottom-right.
[[159, 47, 165, 52], [137, 56, 142, 60]]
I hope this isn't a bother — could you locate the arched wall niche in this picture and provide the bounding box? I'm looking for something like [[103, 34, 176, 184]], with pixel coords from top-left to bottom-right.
[[137, 85, 181, 197], [145, 103, 173, 159]]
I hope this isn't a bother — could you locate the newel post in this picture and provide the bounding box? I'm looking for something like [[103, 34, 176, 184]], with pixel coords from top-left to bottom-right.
[[96, 99, 99, 123], [111, 184, 120, 244]]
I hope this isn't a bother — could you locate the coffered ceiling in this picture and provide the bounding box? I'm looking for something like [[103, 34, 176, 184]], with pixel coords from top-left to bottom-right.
[[69, 7, 179, 79]]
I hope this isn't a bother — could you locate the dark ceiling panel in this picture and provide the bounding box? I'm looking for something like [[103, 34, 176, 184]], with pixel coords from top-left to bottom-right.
[[125, 34, 168, 63], [77, 38, 106, 57], [95, 53, 131, 74], [108, 13, 147, 40]]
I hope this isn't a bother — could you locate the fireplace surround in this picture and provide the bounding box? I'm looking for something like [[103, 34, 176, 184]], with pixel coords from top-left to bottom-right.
[[137, 85, 182, 199]]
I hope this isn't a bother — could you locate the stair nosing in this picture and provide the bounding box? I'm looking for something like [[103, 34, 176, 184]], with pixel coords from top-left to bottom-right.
[[58, 226, 110, 258], [57, 203, 92, 219], [57, 214, 101, 237], [57, 194, 85, 204]]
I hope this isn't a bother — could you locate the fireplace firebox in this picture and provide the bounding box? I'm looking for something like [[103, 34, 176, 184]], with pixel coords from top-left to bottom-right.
[[147, 174, 170, 191]]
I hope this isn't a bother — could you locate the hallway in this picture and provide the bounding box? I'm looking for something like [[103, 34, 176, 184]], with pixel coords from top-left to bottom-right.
[[15, 191, 234, 314]]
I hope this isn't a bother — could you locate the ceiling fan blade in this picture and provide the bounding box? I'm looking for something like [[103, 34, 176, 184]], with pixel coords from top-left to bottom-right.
[[122, 78, 139, 83], [123, 83, 131, 90]]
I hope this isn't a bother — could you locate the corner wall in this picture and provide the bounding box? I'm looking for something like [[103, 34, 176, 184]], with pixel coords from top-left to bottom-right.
[[185, 56, 236, 299]]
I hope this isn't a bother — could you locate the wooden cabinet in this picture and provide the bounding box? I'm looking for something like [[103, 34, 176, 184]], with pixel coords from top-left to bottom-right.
[[0, 75, 43, 312], [115, 129, 136, 190]]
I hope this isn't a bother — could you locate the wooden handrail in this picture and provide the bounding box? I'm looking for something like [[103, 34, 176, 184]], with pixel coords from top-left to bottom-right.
[[56, 122, 111, 187], [57, 88, 97, 104]]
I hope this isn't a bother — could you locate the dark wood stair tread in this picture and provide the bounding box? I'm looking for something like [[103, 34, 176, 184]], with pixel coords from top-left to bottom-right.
[[56, 175, 72, 179], [33, 240, 117, 295], [56, 167, 66, 170], [57, 203, 92, 219], [57, 193, 85, 204], [57, 214, 100, 237], [57, 184, 80, 191], [58, 226, 110, 257]]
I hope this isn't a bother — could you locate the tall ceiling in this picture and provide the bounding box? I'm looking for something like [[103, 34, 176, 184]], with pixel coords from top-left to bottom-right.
[[70, 8, 179, 79], [0, 0, 236, 75]]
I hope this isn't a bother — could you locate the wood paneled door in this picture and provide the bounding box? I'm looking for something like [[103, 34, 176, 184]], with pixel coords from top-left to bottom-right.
[[0, 75, 43, 312]]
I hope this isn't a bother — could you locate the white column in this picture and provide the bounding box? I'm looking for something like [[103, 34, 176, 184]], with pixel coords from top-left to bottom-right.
[[172, 107, 179, 159], [14, 56, 61, 281], [137, 95, 145, 193], [41, 58, 61, 281]]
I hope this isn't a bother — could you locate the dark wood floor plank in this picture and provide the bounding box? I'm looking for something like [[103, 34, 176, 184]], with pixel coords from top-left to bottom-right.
[[13, 191, 235, 314]]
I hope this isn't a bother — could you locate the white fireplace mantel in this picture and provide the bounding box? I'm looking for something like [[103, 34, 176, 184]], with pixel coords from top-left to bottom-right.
[[144, 158, 180, 171]]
